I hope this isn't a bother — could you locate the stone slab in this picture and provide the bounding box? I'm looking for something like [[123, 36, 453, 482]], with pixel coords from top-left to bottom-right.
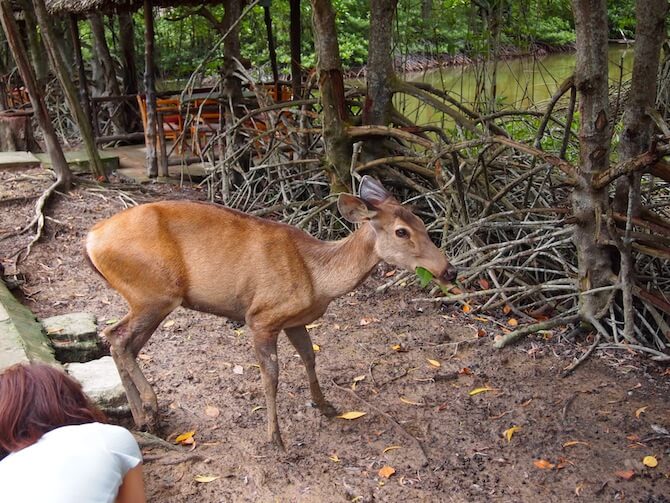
[[35, 150, 119, 175], [0, 151, 40, 170], [66, 356, 128, 413], [42, 312, 98, 343], [0, 279, 57, 370]]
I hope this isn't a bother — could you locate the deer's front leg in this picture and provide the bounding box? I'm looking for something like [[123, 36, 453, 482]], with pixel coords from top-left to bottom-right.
[[285, 325, 338, 417], [251, 329, 284, 449]]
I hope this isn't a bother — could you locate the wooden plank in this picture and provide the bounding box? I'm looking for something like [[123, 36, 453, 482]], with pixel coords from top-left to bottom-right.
[[0, 151, 40, 169]]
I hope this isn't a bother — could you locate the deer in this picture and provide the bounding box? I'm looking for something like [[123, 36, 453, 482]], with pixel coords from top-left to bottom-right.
[[85, 176, 457, 449]]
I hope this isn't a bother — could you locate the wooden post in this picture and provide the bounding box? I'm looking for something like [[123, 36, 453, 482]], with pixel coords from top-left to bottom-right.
[[289, 0, 302, 100], [262, 1, 280, 100], [0, 0, 71, 189], [32, 0, 107, 181], [143, 0, 158, 178], [68, 16, 93, 132]]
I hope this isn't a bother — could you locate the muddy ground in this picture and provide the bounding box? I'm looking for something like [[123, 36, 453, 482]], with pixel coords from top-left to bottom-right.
[[1, 167, 668, 502]]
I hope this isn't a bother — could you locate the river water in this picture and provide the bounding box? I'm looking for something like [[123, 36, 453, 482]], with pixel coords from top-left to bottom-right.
[[398, 45, 635, 126]]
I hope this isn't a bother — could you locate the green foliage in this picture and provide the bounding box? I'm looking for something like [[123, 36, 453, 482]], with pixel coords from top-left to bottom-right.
[[86, 1, 634, 81], [415, 266, 434, 288]]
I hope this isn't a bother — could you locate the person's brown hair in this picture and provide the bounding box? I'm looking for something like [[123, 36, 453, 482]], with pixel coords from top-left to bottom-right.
[[0, 363, 107, 457]]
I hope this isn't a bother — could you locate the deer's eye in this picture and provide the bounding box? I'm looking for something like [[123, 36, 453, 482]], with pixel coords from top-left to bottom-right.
[[395, 228, 409, 239]]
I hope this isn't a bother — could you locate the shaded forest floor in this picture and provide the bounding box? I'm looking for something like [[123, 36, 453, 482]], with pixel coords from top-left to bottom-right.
[[1, 167, 668, 502]]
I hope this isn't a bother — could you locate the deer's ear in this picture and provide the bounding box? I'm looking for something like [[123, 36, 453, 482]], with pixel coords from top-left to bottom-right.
[[359, 175, 396, 207], [338, 194, 378, 223]]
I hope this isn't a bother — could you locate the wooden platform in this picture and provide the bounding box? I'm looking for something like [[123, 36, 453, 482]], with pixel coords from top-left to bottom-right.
[[105, 145, 210, 184]]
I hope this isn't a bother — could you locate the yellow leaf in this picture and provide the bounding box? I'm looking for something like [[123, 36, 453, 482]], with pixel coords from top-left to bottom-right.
[[194, 475, 220, 483], [204, 405, 220, 418], [174, 430, 195, 444], [427, 359, 441, 367], [643, 456, 658, 468], [234, 328, 244, 336], [400, 397, 422, 406], [329, 454, 340, 462], [312, 343, 321, 352], [635, 406, 648, 418], [469, 386, 493, 396], [378, 465, 396, 478], [337, 411, 367, 420], [383, 445, 402, 454], [534, 459, 555, 470], [508, 318, 519, 327], [353, 375, 366, 383], [462, 304, 472, 313], [251, 405, 265, 413], [563, 440, 590, 448], [163, 320, 175, 328], [503, 304, 512, 315], [306, 323, 321, 329], [503, 426, 521, 443]]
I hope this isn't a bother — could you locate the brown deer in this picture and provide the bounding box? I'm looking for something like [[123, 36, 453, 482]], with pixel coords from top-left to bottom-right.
[[85, 176, 456, 449]]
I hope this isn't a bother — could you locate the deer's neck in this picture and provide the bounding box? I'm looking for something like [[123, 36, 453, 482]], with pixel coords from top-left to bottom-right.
[[302, 223, 380, 300]]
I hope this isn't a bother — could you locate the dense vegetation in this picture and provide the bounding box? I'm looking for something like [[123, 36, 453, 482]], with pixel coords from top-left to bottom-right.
[[79, 0, 637, 81]]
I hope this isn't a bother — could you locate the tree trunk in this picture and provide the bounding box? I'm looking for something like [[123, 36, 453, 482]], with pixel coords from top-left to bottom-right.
[[118, 12, 139, 132], [570, 0, 615, 319], [310, 0, 351, 192], [118, 12, 138, 96], [289, 0, 302, 100], [222, 0, 243, 105], [143, 0, 158, 178], [0, 111, 37, 151], [32, 0, 107, 180], [264, 3, 279, 96], [365, 0, 397, 126], [18, 0, 48, 83], [89, 12, 125, 134], [68, 16, 93, 131], [0, 0, 71, 189], [614, 0, 668, 215]]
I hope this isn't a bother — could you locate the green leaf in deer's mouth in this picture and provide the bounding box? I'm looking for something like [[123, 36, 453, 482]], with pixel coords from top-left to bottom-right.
[[415, 267, 434, 288]]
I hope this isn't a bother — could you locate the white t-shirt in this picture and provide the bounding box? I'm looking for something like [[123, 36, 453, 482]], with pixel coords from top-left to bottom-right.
[[0, 422, 142, 503]]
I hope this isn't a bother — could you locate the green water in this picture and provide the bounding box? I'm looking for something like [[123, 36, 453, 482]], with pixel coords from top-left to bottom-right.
[[397, 46, 635, 127]]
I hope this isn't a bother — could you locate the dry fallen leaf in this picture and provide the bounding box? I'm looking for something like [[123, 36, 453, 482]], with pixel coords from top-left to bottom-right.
[[378, 465, 396, 479], [174, 430, 195, 445], [503, 426, 521, 443], [508, 318, 519, 327], [233, 328, 244, 336], [337, 411, 367, 420], [194, 475, 219, 483], [469, 386, 494, 396], [232, 365, 244, 375], [251, 405, 265, 413], [427, 359, 441, 368], [400, 397, 423, 406], [204, 405, 220, 418], [563, 440, 590, 448], [615, 469, 635, 480], [305, 323, 321, 329], [359, 317, 379, 326], [312, 343, 321, 352], [478, 278, 490, 290], [643, 455, 658, 468], [462, 304, 472, 313], [476, 328, 487, 338], [503, 304, 512, 315], [534, 459, 555, 470], [329, 454, 340, 462], [383, 445, 402, 454], [458, 367, 472, 375], [163, 320, 175, 328], [635, 406, 648, 418]]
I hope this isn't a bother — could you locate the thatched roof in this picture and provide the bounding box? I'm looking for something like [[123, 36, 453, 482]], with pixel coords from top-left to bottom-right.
[[46, 0, 220, 15]]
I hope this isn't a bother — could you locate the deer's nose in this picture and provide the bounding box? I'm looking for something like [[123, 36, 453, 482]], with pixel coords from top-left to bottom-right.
[[440, 265, 458, 283]]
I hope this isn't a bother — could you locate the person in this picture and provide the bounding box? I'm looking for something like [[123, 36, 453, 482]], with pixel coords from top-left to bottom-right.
[[0, 362, 146, 503]]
